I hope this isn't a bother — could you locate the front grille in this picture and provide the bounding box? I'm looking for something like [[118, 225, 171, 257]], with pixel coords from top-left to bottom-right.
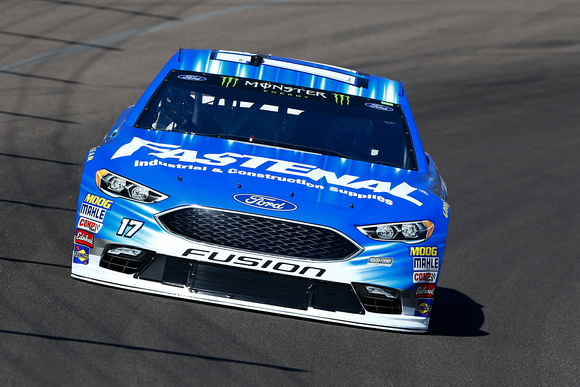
[[157, 207, 361, 260]]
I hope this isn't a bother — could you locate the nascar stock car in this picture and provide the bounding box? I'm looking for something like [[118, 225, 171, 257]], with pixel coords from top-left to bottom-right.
[[72, 49, 449, 332]]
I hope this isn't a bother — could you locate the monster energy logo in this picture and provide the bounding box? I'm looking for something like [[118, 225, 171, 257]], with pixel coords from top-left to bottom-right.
[[221, 77, 239, 88], [334, 93, 350, 105]]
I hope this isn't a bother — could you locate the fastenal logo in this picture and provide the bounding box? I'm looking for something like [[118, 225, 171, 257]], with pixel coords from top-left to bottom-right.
[[111, 137, 425, 206], [233, 194, 297, 211], [333, 93, 350, 105], [221, 76, 239, 88]]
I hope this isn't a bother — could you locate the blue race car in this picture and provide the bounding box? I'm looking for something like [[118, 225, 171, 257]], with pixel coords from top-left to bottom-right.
[[72, 49, 449, 332]]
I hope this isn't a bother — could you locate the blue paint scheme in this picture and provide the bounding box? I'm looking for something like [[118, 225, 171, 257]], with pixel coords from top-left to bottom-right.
[[73, 49, 450, 332]]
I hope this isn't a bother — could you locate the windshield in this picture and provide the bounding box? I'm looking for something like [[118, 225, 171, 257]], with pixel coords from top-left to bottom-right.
[[135, 70, 417, 170]]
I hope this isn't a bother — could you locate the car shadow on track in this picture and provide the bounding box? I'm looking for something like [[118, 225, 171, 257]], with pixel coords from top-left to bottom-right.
[[0, 328, 307, 373], [428, 287, 488, 336]]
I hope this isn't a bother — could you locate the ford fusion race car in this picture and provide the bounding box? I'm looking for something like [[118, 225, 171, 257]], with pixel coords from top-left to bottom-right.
[[72, 49, 449, 333]]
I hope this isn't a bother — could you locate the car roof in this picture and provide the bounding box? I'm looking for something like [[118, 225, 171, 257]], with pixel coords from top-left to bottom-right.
[[163, 49, 404, 105]]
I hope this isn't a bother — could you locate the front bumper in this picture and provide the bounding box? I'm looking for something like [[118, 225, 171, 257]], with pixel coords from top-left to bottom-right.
[[72, 241, 430, 333]]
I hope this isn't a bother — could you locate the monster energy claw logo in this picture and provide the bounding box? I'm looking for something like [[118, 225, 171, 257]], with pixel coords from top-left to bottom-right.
[[221, 77, 239, 88], [334, 93, 350, 105]]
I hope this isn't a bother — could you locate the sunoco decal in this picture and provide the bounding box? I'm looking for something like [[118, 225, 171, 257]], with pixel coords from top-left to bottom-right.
[[414, 298, 433, 317], [112, 137, 424, 206], [73, 244, 89, 265], [234, 194, 297, 211]]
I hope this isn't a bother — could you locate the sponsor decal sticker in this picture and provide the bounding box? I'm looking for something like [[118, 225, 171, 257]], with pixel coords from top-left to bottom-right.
[[221, 76, 239, 88], [75, 229, 94, 248], [178, 75, 207, 81], [410, 246, 438, 256], [79, 203, 107, 222], [415, 284, 436, 298], [413, 257, 439, 271], [244, 80, 327, 99], [84, 194, 113, 209], [368, 257, 393, 267], [443, 201, 449, 218], [333, 93, 350, 105], [87, 147, 96, 162], [77, 217, 103, 234], [413, 271, 438, 283], [365, 102, 394, 112], [73, 244, 89, 265], [233, 194, 297, 211], [112, 138, 424, 206], [414, 298, 434, 317]]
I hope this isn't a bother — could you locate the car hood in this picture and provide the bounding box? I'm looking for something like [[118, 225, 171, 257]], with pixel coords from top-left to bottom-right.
[[94, 127, 443, 227]]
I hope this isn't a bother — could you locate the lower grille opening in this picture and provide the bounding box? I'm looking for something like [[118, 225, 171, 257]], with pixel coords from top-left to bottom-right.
[[99, 245, 154, 275], [352, 283, 403, 315]]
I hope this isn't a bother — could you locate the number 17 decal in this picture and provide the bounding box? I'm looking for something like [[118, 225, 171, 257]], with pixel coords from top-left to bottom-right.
[[117, 218, 144, 238]]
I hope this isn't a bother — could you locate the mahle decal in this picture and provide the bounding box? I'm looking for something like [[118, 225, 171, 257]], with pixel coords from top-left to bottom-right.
[[333, 93, 350, 105], [221, 77, 239, 88]]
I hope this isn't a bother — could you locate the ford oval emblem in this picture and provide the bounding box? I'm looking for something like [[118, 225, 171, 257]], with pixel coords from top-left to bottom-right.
[[365, 102, 393, 111], [177, 75, 207, 81], [233, 194, 298, 211]]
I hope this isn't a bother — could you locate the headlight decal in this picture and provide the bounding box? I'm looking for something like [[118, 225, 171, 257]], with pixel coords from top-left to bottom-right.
[[356, 220, 434, 244], [95, 169, 168, 203]]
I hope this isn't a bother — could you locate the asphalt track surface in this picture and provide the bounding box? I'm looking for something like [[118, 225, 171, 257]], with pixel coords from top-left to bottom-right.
[[1, 1, 578, 385]]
